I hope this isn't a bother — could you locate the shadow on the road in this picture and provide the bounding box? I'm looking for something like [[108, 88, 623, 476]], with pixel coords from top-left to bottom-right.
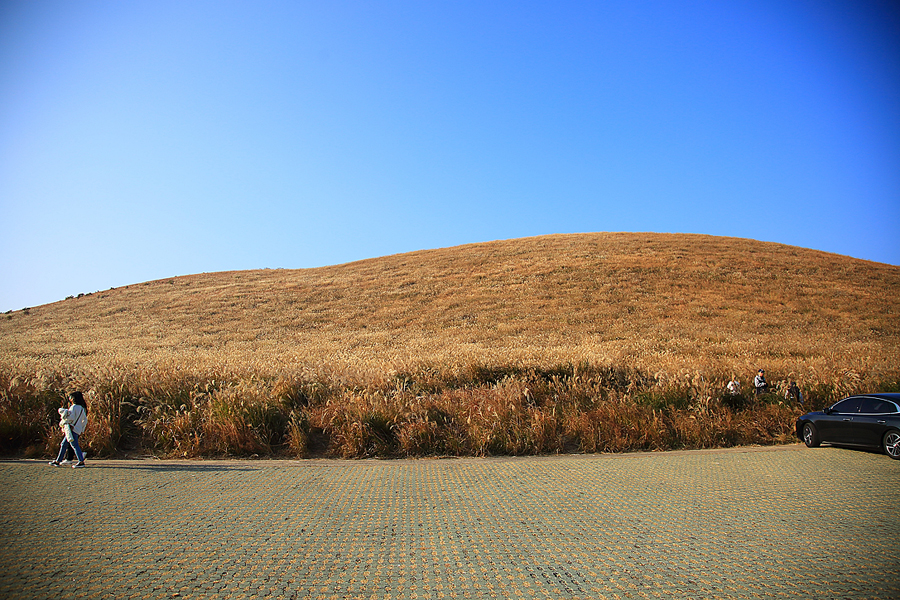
[[820, 444, 891, 459], [91, 463, 263, 472], [3, 459, 263, 472]]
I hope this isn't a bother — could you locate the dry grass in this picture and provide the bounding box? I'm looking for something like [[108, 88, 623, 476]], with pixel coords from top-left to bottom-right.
[[1, 233, 898, 458]]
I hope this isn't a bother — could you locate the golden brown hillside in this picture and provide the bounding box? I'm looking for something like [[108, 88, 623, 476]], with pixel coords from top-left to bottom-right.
[[3, 233, 899, 458], [3, 232, 899, 384]]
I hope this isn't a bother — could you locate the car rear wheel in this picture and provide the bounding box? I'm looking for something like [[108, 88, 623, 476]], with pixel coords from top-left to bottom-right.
[[883, 430, 900, 460], [802, 422, 820, 448]]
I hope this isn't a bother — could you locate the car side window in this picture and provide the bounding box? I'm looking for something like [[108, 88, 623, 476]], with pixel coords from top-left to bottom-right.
[[831, 397, 862, 413], [858, 399, 900, 414], [860, 399, 885, 414]]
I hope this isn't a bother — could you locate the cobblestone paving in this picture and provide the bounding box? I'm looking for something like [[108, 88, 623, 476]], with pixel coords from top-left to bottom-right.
[[1, 444, 898, 599]]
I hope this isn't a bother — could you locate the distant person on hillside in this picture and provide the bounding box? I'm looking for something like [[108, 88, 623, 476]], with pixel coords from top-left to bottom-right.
[[785, 381, 803, 405], [754, 369, 768, 398], [49, 392, 88, 468], [727, 377, 741, 396]]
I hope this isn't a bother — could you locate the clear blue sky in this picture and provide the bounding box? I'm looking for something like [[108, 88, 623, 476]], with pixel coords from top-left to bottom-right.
[[2, 0, 898, 312]]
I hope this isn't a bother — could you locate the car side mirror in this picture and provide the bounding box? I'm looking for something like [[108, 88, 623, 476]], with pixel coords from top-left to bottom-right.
[[823, 407, 832, 415]]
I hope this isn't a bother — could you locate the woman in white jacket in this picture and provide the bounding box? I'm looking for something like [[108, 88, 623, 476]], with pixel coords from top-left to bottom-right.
[[49, 392, 88, 468]]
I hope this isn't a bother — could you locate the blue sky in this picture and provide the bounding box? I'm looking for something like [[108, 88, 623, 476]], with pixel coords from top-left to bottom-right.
[[1, 0, 898, 312]]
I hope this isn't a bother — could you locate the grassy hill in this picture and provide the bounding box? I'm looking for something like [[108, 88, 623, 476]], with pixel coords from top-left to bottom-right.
[[2, 233, 899, 458]]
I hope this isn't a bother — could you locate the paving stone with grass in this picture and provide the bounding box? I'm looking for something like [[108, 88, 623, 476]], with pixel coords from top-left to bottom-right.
[[1, 444, 897, 599]]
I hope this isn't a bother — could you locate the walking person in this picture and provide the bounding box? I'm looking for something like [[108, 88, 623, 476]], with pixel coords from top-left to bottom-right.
[[754, 369, 768, 399], [49, 392, 88, 468]]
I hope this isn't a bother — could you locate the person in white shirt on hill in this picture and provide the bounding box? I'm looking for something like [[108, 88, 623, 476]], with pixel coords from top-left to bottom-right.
[[754, 369, 768, 398]]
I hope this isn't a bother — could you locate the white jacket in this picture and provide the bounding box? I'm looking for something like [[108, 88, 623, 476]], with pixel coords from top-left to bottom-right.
[[59, 404, 88, 435]]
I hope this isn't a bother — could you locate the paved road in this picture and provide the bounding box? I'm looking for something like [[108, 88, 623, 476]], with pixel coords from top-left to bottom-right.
[[1, 444, 897, 600]]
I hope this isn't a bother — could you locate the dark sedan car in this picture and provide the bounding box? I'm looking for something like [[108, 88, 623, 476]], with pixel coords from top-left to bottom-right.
[[796, 393, 900, 460]]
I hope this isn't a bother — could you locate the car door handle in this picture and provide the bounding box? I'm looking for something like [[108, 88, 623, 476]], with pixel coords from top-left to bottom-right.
[[842, 418, 852, 422], [878, 420, 886, 424]]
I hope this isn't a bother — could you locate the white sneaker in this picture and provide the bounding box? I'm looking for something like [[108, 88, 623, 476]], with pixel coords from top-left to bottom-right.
[[48, 461, 60, 467], [72, 461, 86, 468]]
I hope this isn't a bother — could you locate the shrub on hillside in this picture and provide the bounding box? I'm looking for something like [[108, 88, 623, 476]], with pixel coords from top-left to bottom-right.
[[0, 361, 896, 459]]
